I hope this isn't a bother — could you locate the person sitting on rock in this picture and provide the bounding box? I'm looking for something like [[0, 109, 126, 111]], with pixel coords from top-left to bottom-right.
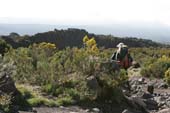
[[111, 42, 133, 69]]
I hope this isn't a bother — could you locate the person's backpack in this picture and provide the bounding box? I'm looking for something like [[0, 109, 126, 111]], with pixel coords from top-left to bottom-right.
[[111, 47, 128, 61], [118, 47, 128, 60]]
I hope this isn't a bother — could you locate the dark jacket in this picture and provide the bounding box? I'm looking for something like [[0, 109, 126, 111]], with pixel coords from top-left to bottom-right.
[[111, 47, 133, 62]]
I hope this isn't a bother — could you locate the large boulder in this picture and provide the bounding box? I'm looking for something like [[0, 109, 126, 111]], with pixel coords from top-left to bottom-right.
[[124, 96, 149, 113], [0, 72, 17, 95], [86, 76, 100, 90], [86, 76, 101, 100]]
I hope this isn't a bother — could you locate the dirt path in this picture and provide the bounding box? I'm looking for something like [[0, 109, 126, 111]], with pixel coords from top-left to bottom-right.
[[19, 106, 95, 113]]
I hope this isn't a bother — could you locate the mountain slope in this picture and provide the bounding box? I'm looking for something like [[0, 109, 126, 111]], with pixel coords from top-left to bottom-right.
[[0, 28, 168, 49]]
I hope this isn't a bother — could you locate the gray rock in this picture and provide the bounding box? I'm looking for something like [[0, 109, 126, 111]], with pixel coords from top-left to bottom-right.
[[0, 61, 17, 97], [122, 109, 134, 113], [167, 98, 170, 101], [160, 104, 167, 110], [59, 106, 65, 108], [130, 96, 147, 111], [147, 85, 154, 94], [154, 96, 165, 104], [153, 93, 158, 97], [131, 84, 137, 90], [157, 108, 170, 113], [132, 61, 140, 68], [158, 101, 166, 108], [18, 111, 33, 113], [86, 76, 99, 90], [92, 108, 100, 112], [138, 77, 145, 84], [142, 93, 153, 99], [85, 109, 90, 112], [158, 83, 168, 89], [166, 101, 170, 107], [124, 93, 150, 113], [0, 110, 4, 113], [122, 89, 130, 96], [143, 99, 158, 110]]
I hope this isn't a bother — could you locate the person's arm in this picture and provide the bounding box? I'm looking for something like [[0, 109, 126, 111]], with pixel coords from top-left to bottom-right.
[[111, 52, 116, 61]]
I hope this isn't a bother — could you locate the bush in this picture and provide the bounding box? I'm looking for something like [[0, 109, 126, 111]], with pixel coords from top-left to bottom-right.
[[26, 97, 57, 107], [4, 38, 129, 107], [165, 68, 170, 84], [0, 39, 10, 57], [16, 84, 58, 107], [56, 96, 74, 106], [141, 55, 170, 78]]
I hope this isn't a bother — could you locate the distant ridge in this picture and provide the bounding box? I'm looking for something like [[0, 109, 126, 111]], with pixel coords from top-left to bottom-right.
[[0, 28, 169, 49]]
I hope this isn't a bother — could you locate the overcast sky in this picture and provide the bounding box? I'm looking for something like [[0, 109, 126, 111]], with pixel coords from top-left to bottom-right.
[[0, 0, 170, 26]]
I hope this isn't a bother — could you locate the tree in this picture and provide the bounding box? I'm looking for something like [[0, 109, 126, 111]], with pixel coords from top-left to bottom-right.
[[9, 32, 20, 38], [0, 39, 10, 57]]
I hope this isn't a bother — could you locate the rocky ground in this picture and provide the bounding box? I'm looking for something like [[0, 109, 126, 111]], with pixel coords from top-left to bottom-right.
[[1, 64, 170, 113], [19, 106, 100, 113], [124, 67, 170, 113], [18, 68, 170, 113]]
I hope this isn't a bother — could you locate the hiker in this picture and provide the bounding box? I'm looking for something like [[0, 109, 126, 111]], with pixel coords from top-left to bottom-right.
[[111, 43, 133, 69]]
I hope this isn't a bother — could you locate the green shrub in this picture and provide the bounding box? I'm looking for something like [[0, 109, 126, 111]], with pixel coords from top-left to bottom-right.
[[27, 97, 44, 106], [0, 39, 10, 57], [54, 87, 63, 96], [141, 55, 170, 78], [165, 68, 170, 84], [56, 96, 74, 106], [42, 84, 53, 94], [26, 97, 57, 107], [3, 38, 134, 107], [4, 35, 170, 109], [16, 85, 35, 99], [64, 88, 80, 100], [16, 84, 58, 107]]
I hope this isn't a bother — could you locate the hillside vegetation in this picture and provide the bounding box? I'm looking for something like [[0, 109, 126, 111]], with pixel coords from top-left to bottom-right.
[[1, 32, 170, 113], [0, 28, 168, 49]]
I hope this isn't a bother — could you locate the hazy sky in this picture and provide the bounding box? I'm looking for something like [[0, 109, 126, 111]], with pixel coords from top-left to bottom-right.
[[0, 0, 170, 25]]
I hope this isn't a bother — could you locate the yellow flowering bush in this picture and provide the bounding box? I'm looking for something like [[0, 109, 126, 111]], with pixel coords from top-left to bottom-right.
[[83, 35, 89, 43], [83, 35, 99, 54], [158, 55, 170, 62], [38, 42, 56, 49], [86, 38, 96, 47]]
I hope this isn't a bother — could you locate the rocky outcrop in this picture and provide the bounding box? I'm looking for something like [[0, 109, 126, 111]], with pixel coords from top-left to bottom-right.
[[124, 75, 170, 113], [157, 108, 170, 113], [0, 61, 19, 112]]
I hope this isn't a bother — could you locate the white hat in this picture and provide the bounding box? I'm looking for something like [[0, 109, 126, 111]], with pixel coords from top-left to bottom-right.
[[116, 42, 127, 48]]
